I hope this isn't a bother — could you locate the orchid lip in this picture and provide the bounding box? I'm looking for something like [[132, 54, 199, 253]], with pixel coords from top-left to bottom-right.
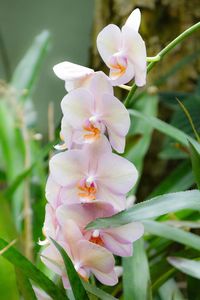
[[78, 177, 97, 201]]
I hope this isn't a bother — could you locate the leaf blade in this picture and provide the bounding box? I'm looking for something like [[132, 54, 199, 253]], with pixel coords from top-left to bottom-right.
[[86, 190, 200, 229], [168, 257, 200, 280], [0, 238, 68, 300], [51, 238, 89, 300], [11, 30, 50, 100], [143, 220, 200, 251], [123, 238, 152, 300]]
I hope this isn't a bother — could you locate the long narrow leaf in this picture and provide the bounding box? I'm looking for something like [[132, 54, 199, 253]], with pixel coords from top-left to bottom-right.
[[159, 279, 185, 300], [51, 238, 89, 300], [123, 238, 151, 300], [168, 257, 200, 279], [0, 238, 68, 300], [149, 161, 194, 197], [143, 220, 200, 251], [129, 109, 200, 151], [15, 268, 37, 300], [188, 138, 200, 189], [83, 282, 117, 300], [11, 30, 50, 101], [86, 190, 200, 229]]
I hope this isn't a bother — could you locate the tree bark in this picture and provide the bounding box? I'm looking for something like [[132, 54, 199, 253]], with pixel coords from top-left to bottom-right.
[[91, 0, 200, 91]]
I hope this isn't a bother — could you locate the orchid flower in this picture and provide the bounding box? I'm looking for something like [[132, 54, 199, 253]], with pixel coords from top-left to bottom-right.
[[56, 203, 144, 257], [41, 220, 118, 287], [60, 72, 130, 153], [49, 138, 138, 210], [97, 8, 146, 86], [53, 61, 94, 92]]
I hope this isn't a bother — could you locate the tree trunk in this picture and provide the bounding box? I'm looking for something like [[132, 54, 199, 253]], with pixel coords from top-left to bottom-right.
[[90, 0, 200, 91]]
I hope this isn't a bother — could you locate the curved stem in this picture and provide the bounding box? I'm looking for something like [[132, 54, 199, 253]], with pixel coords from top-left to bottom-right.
[[124, 21, 200, 108], [146, 55, 160, 62]]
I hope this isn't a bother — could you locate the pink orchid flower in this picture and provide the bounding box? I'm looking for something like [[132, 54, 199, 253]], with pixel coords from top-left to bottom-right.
[[60, 72, 130, 153], [41, 220, 118, 287], [56, 203, 144, 257], [53, 61, 94, 92], [97, 8, 146, 86], [49, 138, 138, 210]]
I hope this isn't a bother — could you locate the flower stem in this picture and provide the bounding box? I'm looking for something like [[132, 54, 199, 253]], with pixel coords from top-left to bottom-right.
[[146, 55, 160, 62], [119, 84, 132, 91], [124, 21, 200, 108]]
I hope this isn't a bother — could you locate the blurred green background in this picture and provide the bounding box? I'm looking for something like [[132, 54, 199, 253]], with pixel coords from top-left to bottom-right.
[[0, 0, 94, 134]]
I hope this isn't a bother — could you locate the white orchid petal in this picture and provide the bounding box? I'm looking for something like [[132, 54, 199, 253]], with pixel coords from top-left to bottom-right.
[[122, 26, 146, 87], [124, 8, 141, 32], [53, 61, 94, 81], [97, 24, 122, 65]]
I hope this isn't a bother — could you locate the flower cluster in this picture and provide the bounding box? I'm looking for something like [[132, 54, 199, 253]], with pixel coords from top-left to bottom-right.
[[41, 8, 146, 288]]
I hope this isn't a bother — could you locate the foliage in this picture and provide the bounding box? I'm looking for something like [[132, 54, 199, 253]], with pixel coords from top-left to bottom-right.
[[0, 20, 200, 300]]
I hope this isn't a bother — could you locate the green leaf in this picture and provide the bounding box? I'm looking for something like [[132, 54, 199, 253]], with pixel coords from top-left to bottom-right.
[[83, 282, 118, 300], [51, 238, 89, 300], [11, 30, 50, 101], [149, 161, 194, 197], [143, 220, 200, 251], [125, 94, 158, 173], [160, 95, 200, 160], [123, 94, 157, 300], [187, 276, 200, 300], [158, 279, 185, 300], [4, 165, 34, 199], [15, 268, 37, 300], [167, 257, 200, 279], [0, 238, 68, 300], [188, 138, 200, 189], [86, 190, 200, 230], [123, 238, 152, 300], [129, 109, 200, 150]]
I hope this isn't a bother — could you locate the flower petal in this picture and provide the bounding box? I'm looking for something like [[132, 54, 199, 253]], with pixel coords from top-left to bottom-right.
[[122, 26, 146, 86], [97, 24, 122, 66], [100, 93, 130, 152], [33, 286, 52, 300], [60, 117, 74, 149], [102, 232, 133, 256], [41, 244, 63, 276], [77, 240, 115, 273], [92, 269, 118, 286], [43, 204, 58, 239], [45, 176, 61, 208], [53, 61, 94, 80], [49, 150, 87, 187], [106, 129, 125, 154], [97, 153, 138, 194], [61, 88, 94, 128], [96, 186, 126, 211], [105, 222, 144, 244], [124, 8, 141, 32], [56, 204, 91, 230], [110, 61, 135, 86], [85, 71, 113, 97]]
